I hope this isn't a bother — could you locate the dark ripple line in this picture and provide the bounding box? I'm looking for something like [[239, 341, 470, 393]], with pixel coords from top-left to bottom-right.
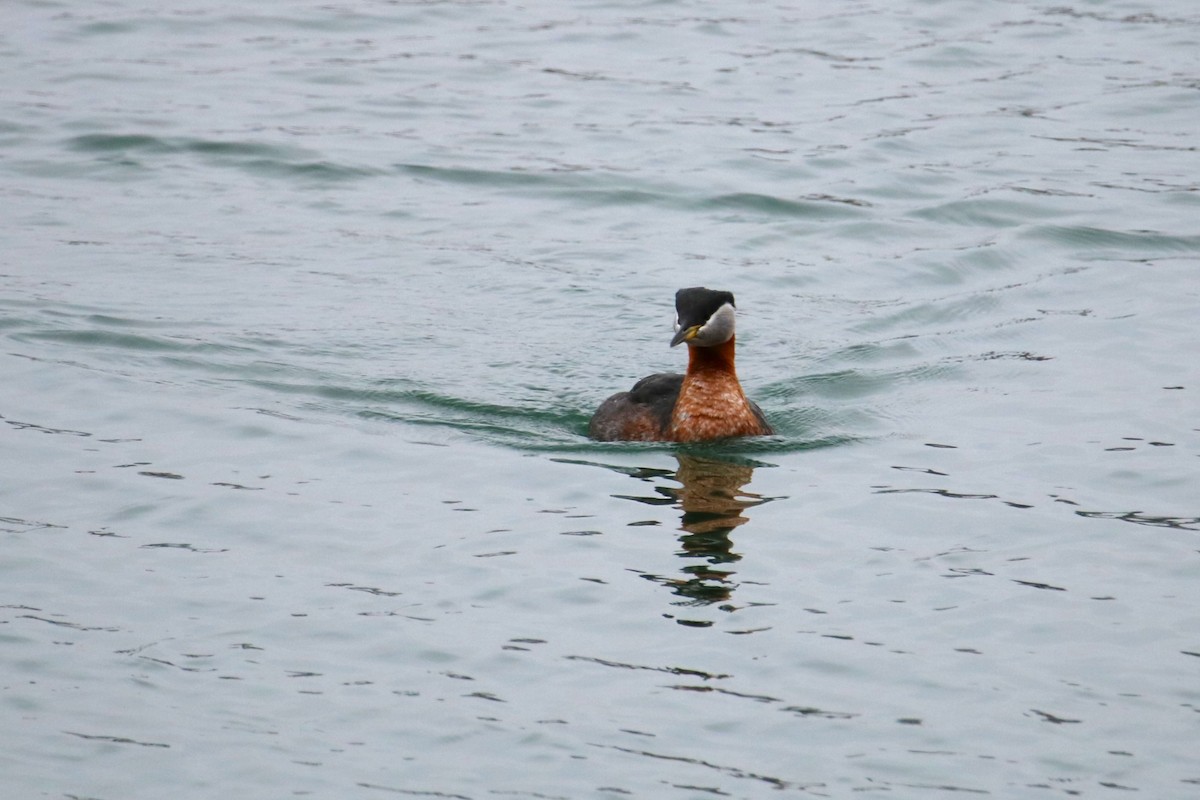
[[1076, 510, 1199, 531], [564, 655, 729, 681], [666, 684, 861, 720], [879, 780, 989, 795], [0, 516, 67, 532], [19, 615, 119, 632], [875, 487, 999, 501], [357, 785, 471, 799], [595, 743, 816, 793], [667, 684, 780, 703], [1012, 579, 1067, 592], [2, 416, 91, 437], [1034, 133, 1198, 153], [1043, 7, 1194, 25], [64, 730, 170, 748], [64, 133, 379, 181]]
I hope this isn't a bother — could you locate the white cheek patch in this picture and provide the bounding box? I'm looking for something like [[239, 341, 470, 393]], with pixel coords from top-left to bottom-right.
[[697, 302, 736, 344]]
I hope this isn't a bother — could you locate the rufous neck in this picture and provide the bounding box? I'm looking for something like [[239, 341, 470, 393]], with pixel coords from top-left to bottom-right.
[[686, 336, 738, 375]]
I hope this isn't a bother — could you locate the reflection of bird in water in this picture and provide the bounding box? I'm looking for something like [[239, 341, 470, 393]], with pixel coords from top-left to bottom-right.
[[589, 287, 773, 442], [577, 451, 778, 626], [659, 454, 770, 611]]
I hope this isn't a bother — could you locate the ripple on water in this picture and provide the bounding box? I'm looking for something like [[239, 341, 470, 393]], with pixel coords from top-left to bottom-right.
[[55, 133, 381, 183], [1021, 224, 1200, 256]]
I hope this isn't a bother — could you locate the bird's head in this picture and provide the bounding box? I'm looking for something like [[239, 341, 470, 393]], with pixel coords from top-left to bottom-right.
[[670, 287, 737, 348]]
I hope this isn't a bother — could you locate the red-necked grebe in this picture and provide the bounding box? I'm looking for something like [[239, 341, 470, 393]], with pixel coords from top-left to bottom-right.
[[589, 287, 773, 442]]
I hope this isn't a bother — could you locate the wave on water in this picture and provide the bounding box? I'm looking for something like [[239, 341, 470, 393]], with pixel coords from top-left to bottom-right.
[[2, 299, 862, 455], [398, 163, 871, 219], [52, 137, 876, 219], [61, 133, 381, 182], [1019, 224, 1200, 256]]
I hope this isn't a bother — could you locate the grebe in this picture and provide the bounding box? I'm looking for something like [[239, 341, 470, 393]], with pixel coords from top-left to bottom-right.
[[588, 287, 773, 442]]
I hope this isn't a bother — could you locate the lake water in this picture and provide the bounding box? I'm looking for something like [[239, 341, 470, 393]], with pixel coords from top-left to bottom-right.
[[3, 1, 1199, 797]]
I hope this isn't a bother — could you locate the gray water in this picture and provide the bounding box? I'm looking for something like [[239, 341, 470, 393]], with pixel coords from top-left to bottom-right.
[[3, 1, 1199, 797]]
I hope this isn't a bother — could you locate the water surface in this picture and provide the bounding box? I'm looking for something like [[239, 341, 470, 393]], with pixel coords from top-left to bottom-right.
[[3, 1, 1199, 798]]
